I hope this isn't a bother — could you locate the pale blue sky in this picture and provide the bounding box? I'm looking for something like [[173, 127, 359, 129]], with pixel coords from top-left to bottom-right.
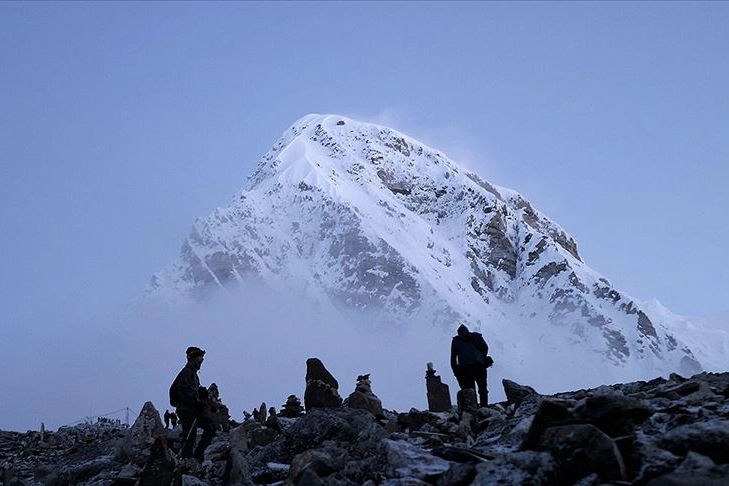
[[2, 2, 727, 332]]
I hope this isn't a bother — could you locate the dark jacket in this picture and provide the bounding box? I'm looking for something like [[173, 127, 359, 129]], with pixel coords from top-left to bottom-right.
[[451, 326, 489, 372], [171, 362, 202, 411]]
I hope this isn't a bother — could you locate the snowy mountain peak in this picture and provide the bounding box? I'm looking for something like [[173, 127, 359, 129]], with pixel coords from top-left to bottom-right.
[[147, 114, 705, 393]]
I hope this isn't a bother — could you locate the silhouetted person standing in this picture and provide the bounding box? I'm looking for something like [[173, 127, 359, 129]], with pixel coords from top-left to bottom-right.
[[450, 324, 493, 407], [169, 346, 215, 461]]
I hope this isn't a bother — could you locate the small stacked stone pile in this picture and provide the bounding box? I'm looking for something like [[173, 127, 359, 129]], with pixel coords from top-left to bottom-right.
[[279, 395, 304, 418], [425, 362, 452, 412], [342, 373, 384, 418]]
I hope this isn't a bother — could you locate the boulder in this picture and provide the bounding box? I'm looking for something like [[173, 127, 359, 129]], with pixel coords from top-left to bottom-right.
[[288, 446, 347, 483], [40, 455, 117, 485], [382, 439, 451, 480], [305, 358, 343, 410], [306, 357, 339, 388], [573, 393, 652, 437], [137, 436, 175, 486], [470, 451, 557, 485], [539, 423, 626, 483], [226, 446, 254, 486], [305, 379, 343, 409], [645, 451, 729, 486], [521, 399, 574, 450], [397, 409, 452, 435], [229, 422, 249, 455], [627, 435, 682, 484], [122, 401, 165, 465], [657, 420, 729, 464], [456, 389, 478, 414], [244, 420, 278, 449], [285, 408, 385, 457], [503, 379, 542, 414]]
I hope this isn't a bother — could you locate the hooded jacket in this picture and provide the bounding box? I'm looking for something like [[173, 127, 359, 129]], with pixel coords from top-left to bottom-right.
[[450, 325, 489, 372]]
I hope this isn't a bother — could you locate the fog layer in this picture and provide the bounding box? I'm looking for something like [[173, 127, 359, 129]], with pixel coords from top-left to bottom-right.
[[2, 285, 470, 432]]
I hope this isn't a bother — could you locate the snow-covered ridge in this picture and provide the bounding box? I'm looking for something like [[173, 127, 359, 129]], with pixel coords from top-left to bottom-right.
[[147, 113, 724, 394]]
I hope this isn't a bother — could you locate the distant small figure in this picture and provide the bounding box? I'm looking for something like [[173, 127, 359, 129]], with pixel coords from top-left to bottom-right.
[[170, 411, 178, 428], [450, 324, 493, 407], [251, 408, 260, 422], [164, 410, 171, 429], [265, 406, 283, 433], [207, 382, 231, 432], [169, 346, 216, 461]]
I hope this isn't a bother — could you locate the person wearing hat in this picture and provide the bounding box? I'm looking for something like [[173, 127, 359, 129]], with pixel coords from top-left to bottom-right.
[[169, 346, 215, 460]]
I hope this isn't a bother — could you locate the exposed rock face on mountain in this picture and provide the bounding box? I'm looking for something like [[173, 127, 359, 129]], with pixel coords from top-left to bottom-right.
[[3, 369, 729, 485], [147, 113, 702, 389]]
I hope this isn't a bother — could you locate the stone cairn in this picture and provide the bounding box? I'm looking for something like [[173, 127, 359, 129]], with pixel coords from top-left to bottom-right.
[[343, 373, 384, 417], [425, 362, 452, 412], [280, 394, 305, 418], [303, 357, 343, 410]]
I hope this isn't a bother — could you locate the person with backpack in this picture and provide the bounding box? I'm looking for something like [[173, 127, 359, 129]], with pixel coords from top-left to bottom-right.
[[169, 346, 216, 461], [450, 324, 494, 407]]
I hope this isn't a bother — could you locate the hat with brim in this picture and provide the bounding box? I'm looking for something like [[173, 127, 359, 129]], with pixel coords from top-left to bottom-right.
[[186, 346, 206, 358]]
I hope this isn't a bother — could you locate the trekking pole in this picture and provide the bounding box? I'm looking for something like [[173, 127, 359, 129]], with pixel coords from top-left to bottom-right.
[[177, 418, 198, 459]]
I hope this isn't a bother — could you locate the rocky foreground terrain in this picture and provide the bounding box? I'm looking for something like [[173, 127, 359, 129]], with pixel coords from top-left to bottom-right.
[[2, 362, 729, 486]]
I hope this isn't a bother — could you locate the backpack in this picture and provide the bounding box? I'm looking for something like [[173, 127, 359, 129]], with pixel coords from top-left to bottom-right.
[[169, 379, 180, 408], [470, 332, 493, 368], [469, 332, 489, 356]]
